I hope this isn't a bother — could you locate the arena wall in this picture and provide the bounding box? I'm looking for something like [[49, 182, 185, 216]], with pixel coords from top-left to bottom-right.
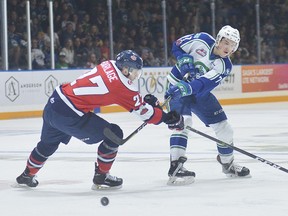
[[1, 65, 288, 119]]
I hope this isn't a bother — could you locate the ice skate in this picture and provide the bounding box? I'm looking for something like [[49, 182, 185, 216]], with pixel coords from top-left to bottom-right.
[[91, 163, 123, 190], [15, 168, 39, 188], [217, 155, 250, 177], [167, 156, 195, 185]]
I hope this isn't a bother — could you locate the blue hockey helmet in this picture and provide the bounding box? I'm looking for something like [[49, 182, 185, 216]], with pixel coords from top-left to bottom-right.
[[115, 50, 143, 80]]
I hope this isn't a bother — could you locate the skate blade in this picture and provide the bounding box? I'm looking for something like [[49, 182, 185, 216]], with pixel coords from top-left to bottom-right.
[[91, 184, 122, 191], [167, 176, 195, 186], [225, 173, 252, 178], [11, 182, 35, 189]]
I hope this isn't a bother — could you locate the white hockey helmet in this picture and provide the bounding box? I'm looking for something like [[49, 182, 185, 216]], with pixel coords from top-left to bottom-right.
[[216, 25, 240, 52]]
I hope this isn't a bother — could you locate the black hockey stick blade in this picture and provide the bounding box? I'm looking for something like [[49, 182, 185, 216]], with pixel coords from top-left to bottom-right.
[[186, 126, 288, 174], [103, 127, 126, 145]]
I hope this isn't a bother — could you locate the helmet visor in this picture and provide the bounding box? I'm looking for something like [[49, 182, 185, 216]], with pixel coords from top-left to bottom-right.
[[128, 67, 143, 80]]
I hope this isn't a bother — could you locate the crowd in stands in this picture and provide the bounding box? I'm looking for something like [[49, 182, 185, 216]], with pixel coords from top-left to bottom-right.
[[4, 0, 288, 70]]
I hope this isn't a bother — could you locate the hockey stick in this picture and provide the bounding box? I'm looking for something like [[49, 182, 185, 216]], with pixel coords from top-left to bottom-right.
[[104, 73, 191, 145], [186, 126, 288, 173], [103, 96, 171, 145]]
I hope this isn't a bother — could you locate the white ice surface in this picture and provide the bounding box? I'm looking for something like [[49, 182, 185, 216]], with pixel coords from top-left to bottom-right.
[[1, 102, 288, 216]]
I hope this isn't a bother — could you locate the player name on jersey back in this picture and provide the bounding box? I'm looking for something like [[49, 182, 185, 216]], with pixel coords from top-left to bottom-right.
[[101, 61, 118, 83]]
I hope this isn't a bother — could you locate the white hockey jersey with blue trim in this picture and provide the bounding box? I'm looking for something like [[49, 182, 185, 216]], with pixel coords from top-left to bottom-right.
[[167, 32, 233, 97]]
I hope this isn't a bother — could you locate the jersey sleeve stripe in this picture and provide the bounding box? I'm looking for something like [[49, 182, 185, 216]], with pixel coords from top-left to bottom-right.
[[167, 73, 180, 85]]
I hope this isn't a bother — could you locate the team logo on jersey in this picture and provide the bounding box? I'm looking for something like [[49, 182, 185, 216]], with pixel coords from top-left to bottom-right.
[[196, 48, 207, 57], [140, 107, 148, 115], [176, 39, 182, 46], [50, 97, 55, 104]]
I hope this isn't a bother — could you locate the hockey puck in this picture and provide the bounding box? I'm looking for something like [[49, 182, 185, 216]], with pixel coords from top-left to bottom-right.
[[101, 197, 109, 206]]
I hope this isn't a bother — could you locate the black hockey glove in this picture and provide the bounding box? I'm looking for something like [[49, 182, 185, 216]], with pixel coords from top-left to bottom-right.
[[164, 111, 184, 131], [144, 94, 162, 109]]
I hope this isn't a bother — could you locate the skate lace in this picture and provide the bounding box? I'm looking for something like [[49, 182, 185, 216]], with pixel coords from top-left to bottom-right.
[[31, 175, 38, 183], [106, 174, 118, 181], [229, 163, 244, 173], [179, 166, 188, 172]]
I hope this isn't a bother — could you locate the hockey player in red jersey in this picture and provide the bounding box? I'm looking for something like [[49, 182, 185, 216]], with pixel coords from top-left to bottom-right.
[[16, 50, 184, 189]]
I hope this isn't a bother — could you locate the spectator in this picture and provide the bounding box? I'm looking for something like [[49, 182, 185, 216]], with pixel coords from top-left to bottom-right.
[[125, 37, 135, 51], [60, 12, 71, 30], [60, 38, 75, 67], [115, 0, 130, 27], [74, 23, 87, 44], [115, 25, 128, 44], [89, 25, 101, 41], [36, 0, 49, 31], [73, 37, 88, 68], [5, 0, 288, 68], [42, 41, 52, 68], [8, 22, 26, 69], [31, 39, 46, 69], [55, 52, 69, 69], [81, 13, 91, 33], [60, 22, 75, 47], [100, 38, 110, 60], [9, 10, 25, 33], [147, 50, 160, 67], [94, 11, 108, 30], [36, 31, 46, 50], [85, 53, 97, 68], [8, 0, 25, 18], [275, 39, 288, 63], [140, 48, 151, 67], [70, 14, 79, 31], [43, 26, 61, 52], [83, 36, 102, 62]]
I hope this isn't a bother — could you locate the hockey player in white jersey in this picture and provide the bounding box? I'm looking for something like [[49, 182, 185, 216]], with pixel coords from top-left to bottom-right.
[[165, 25, 250, 185]]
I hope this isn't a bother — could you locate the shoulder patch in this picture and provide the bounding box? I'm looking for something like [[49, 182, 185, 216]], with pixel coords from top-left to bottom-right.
[[225, 68, 231, 75], [196, 48, 207, 57], [176, 39, 182, 46]]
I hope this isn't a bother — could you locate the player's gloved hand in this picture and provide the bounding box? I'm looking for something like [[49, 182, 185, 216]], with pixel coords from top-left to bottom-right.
[[165, 80, 193, 99], [144, 94, 161, 109], [164, 111, 184, 130], [177, 54, 195, 77]]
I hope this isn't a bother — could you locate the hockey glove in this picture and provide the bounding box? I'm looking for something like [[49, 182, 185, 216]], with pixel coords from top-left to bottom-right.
[[144, 94, 161, 109], [164, 111, 184, 130], [165, 80, 193, 99], [177, 54, 195, 78]]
